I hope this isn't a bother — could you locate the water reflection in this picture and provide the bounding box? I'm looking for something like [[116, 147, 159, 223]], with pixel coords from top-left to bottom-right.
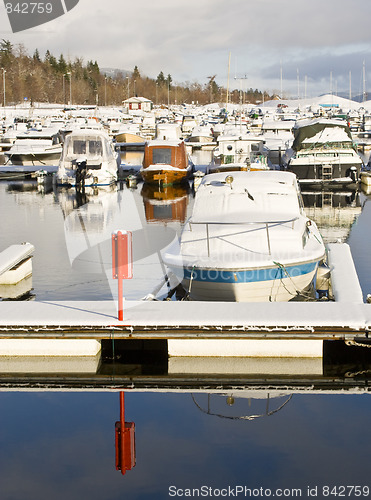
[[56, 183, 182, 301], [191, 392, 293, 421], [115, 392, 136, 476], [2, 151, 371, 496], [301, 189, 363, 243], [141, 183, 190, 224]]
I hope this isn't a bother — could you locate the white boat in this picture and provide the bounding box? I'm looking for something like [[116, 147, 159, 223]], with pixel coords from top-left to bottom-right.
[[55, 128, 120, 187], [284, 118, 363, 188], [4, 127, 63, 166], [163, 170, 326, 302], [208, 134, 270, 173], [0, 242, 34, 299]]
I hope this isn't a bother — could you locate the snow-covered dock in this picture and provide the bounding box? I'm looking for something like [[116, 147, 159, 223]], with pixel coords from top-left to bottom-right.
[[0, 243, 369, 357]]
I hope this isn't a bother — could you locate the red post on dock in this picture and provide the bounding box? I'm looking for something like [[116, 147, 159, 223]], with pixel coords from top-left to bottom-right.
[[112, 231, 133, 321], [115, 392, 136, 475]]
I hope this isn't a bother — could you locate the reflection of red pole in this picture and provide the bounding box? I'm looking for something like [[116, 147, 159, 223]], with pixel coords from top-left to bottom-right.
[[112, 231, 133, 321], [115, 392, 136, 476]]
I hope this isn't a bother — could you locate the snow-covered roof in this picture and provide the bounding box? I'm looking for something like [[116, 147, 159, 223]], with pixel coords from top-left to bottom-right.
[[302, 126, 352, 144], [191, 171, 301, 224]]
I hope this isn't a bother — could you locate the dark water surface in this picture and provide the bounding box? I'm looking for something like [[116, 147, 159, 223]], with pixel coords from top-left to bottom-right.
[[1, 153, 371, 499]]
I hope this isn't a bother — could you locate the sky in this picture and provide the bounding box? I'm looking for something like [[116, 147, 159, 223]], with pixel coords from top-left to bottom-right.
[[1, 0, 371, 99]]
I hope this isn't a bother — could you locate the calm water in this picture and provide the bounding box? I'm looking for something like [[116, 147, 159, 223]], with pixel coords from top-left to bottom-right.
[[1, 151, 371, 499]]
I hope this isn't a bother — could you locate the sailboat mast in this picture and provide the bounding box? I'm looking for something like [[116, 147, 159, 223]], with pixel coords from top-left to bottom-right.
[[226, 51, 231, 110]]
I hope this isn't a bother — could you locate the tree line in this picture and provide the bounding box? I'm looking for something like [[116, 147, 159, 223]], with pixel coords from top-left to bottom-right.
[[0, 40, 273, 107]]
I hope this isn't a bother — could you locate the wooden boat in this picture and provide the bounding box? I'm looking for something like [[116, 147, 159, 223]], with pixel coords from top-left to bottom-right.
[[140, 140, 193, 185]]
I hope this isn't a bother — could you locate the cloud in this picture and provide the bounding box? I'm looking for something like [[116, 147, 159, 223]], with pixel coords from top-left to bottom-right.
[[2, 0, 371, 94]]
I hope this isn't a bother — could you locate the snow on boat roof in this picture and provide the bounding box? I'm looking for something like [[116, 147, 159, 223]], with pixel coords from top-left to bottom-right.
[[68, 128, 109, 138], [302, 126, 352, 144], [0, 243, 34, 276], [294, 117, 348, 129], [191, 171, 302, 224], [146, 139, 184, 147]]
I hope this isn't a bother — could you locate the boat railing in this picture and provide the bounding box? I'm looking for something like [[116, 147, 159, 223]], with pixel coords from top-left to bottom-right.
[[189, 218, 298, 258]]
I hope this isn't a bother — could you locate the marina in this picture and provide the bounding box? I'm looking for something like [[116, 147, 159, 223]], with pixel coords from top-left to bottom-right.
[[1, 97, 371, 496]]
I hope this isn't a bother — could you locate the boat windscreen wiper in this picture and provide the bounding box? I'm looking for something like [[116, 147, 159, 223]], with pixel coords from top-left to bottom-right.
[[245, 188, 254, 201]]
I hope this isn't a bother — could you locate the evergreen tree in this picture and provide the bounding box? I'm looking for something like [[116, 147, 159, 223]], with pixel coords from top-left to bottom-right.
[[133, 65, 141, 79], [33, 48, 41, 62], [167, 74, 172, 90], [58, 54, 67, 74], [0, 39, 13, 67], [156, 71, 165, 86]]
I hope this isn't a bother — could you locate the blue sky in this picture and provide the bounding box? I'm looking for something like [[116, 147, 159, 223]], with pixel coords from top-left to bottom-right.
[[1, 0, 371, 98]]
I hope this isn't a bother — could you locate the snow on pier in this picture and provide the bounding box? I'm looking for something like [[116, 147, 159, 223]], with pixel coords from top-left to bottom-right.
[[0, 243, 369, 357]]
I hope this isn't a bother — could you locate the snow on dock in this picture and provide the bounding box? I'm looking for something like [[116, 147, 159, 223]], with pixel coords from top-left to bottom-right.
[[0, 243, 369, 357]]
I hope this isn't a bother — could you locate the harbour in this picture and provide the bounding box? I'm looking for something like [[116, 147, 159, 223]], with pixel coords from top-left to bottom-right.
[[1, 97, 371, 496]]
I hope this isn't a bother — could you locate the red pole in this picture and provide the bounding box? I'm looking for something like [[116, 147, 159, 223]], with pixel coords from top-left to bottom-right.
[[118, 277, 123, 321], [117, 232, 124, 321], [112, 230, 132, 322]]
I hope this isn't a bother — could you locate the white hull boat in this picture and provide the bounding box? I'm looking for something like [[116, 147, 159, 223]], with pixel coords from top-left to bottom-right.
[[55, 128, 120, 187], [208, 134, 271, 174], [163, 171, 326, 302]]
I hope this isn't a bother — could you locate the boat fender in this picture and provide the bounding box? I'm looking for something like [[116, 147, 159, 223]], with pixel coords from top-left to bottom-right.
[[349, 166, 358, 183]]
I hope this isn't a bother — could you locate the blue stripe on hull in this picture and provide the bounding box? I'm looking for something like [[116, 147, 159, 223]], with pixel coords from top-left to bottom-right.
[[183, 261, 318, 284]]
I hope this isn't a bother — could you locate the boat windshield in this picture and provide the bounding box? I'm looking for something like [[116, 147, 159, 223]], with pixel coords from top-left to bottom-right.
[[152, 148, 172, 164], [72, 139, 103, 156]]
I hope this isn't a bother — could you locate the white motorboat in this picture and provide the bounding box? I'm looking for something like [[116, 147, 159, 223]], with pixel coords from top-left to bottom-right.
[[4, 127, 63, 166], [162, 170, 326, 302], [208, 134, 271, 173], [55, 128, 120, 187], [284, 118, 363, 189]]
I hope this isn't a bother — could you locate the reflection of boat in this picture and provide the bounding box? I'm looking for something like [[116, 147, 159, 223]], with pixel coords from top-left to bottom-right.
[[191, 392, 292, 421], [163, 170, 326, 302], [141, 183, 189, 223], [361, 171, 371, 188], [285, 118, 363, 189], [208, 134, 270, 173], [58, 185, 181, 301], [140, 140, 193, 185], [55, 128, 120, 186], [301, 190, 362, 243]]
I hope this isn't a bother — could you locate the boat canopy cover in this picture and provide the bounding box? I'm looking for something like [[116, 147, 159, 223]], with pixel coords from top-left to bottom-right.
[[292, 118, 352, 151], [61, 129, 115, 164], [190, 171, 302, 224]]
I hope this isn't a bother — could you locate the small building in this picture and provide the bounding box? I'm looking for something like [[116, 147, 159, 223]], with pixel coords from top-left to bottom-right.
[[122, 97, 153, 113]]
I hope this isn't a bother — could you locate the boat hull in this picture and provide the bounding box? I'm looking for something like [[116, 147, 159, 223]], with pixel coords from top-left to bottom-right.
[[180, 261, 320, 302], [140, 167, 191, 186], [5, 151, 62, 166], [287, 157, 361, 189]]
